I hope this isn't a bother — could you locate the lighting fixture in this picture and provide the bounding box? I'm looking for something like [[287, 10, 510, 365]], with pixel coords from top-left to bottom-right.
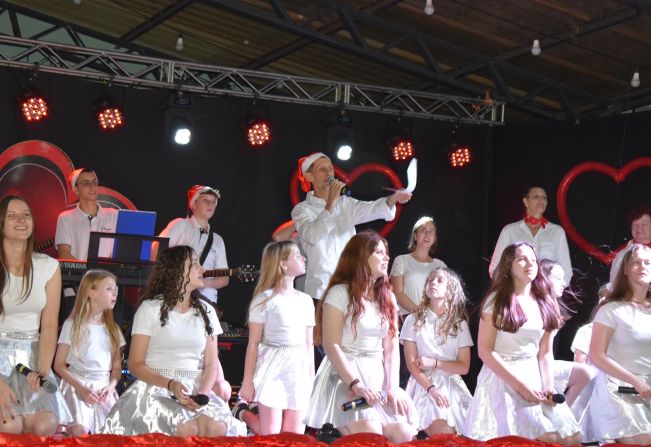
[[631, 71, 640, 88], [20, 92, 48, 122], [246, 119, 271, 147], [424, 0, 434, 15], [175, 34, 184, 52], [531, 39, 541, 56]]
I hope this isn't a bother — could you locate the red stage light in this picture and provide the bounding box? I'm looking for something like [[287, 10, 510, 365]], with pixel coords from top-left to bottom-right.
[[247, 120, 271, 147], [391, 138, 415, 162], [449, 146, 472, 167], [21, 95, 48, 122], [97, 107, 124, 130]]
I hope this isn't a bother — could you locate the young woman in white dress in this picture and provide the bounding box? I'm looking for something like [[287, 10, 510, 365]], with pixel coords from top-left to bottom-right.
[[463, 242, 580, 444], [54, 270, 125, 435], [588, 243, 651, 444], [239, 240, 315, 434], [400, 267, 473, 436], [0, 195, 72, 435], [304, 230, 417, 443], [102, 245, 245, 437]]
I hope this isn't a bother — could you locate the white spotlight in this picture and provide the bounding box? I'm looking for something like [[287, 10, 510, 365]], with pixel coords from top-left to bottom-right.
[[175, 34, 184, 52], [531, 39, 541, 56], [631, 71, 640, 88], [424, 0, 434, 15], [336, 144, 352, 161]]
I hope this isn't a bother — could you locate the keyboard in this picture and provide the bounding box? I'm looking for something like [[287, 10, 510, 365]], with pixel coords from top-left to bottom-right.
[[59, 259, 152, 287]]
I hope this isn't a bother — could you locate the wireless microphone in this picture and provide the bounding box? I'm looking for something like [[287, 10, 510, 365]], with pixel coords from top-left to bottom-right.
[[15, 363, 57, 393], [341, 391, 386, 411], [172, 393, 210, 406], [545, 392, 566, 404], [617, 386, 639, 395], [327, 176, 349, 196]]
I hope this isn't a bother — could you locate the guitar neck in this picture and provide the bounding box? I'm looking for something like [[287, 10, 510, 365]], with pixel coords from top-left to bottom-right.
[[203, 268, 237, 278]]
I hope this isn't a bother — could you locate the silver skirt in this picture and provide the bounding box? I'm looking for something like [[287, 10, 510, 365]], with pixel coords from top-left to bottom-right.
[[253, 342, 312, 410], [101, 369, 246, 436], [0, 334, 72, 424], [462, 357, 580, 440], [304, 347, 418, 433], [588, 371, 651, 440], [404, 369, 472, 432], [60, 366, 117, 433]]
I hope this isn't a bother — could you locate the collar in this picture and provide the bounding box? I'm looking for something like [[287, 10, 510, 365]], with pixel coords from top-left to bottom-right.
[[305, 191, 327, 205], [75, 203, 104, 218], [189, 215, 211, 233], [523, 215, 548, 229]]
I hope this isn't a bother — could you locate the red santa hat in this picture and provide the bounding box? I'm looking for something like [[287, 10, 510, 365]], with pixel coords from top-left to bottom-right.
[[297, 152, 328, 193], [69, 168, 85, 188], [187, 185, 220, 211]]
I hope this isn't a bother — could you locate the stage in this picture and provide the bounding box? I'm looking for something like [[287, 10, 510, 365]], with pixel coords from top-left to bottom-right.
[[0, 433, 611, 446]]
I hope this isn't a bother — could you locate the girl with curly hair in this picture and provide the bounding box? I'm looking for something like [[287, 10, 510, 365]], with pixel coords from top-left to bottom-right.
[[462, 242, 580, 444], [102, 245, 245, 437], [399, 267, 473, 436], [304, 230, 417, 443]]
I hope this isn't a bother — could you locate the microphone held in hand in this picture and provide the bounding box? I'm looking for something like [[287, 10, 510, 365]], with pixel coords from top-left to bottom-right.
[[172, 393, 210, 406], [617, 386, 639, 395], [327, 176, 349, 196], [545, 392, 566, 404], [341, 391, 386, 411], [15, 363, 57, 393]]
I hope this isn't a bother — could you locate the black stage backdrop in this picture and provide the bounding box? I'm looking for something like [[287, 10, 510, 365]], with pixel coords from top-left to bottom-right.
[[1, 67, 649, 390]]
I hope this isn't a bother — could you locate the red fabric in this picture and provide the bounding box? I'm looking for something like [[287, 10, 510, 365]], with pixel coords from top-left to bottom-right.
[[297, 156, 311, 193], [523, 215, 548, 229]]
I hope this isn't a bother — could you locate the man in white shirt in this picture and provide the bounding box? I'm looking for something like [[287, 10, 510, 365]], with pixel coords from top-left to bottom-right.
[[55, 168, 118, 260], [609, 206, 651, 282], [489, 186, 573, 284], [291, 152, 412, 300], [159, 185, 228, 305]]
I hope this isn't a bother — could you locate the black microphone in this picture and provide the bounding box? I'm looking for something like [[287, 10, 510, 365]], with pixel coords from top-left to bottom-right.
[[15, 363, 57, 393], [327, 176, 350, 196], [172, 393, 210, 406], [545, 392, 566, 404], [341, 391, 386, 411], [618, 386, 639, 395]]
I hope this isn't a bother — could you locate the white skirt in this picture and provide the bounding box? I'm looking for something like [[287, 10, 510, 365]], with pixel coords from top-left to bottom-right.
[[554, 359, 597, 442], [405, 370, 472, 432], [588, 371, 651, 441], [463, 356, 580, 440], [60, 366, 118, 433], [303, 347, 418, 434], [101, 369, 246, 436], [253, 341, 313, 410]]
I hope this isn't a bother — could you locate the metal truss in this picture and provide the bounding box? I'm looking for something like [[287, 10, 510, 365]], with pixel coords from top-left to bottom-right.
[[0, 35, 505, 125]]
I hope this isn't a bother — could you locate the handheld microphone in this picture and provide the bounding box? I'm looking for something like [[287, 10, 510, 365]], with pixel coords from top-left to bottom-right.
[[617, 386, 639, 395], [15, 363, 57, 393], [172, 393, 210, 406], [545, 392, 566, 404], [327, 176, 349, 196], [341, 391, 386, 411]]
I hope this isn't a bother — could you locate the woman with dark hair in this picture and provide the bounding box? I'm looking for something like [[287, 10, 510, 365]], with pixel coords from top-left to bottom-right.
[[463, 242, 580, 444], [588, 244, 651, 445], [0, 195, 72, 435], [102, 245, 245, 437], [304, 230, 417, 443]]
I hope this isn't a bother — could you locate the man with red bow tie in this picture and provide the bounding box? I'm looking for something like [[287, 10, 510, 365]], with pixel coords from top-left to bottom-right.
[[489, 186, 572, 283]]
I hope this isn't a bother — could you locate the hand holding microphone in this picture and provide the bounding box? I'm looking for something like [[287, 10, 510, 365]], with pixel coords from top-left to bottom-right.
[[172, 393, 209, 406], [342, 390, 386, 411], [15, 363, 57, 393], [545, 392, 566, 404]]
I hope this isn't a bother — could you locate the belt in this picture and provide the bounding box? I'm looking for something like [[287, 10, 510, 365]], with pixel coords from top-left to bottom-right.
[[151, 368, 203, 380], [0, 331, 40, 340], [68, 365, 111, 381]]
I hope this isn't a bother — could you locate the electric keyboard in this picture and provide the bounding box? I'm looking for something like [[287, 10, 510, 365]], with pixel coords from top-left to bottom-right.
[[59, 259, 152, 287]]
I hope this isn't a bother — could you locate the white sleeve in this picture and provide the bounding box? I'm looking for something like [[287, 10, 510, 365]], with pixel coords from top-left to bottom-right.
[[570, 324, 591, 354], [212, 235, 228, 269], [291, 202, 337, 247], [159, 218, 184, 246], [54, 213, 72, 248], [593, 303, 619, 330], [348, 196, 395, 225], [456, 320, 474, 348], [390, 255, 406, 277], [555, 227, 573, 284], [58, 319, 73, 345], [304, 294, 316, 327], [132, 301, 158, 336], [323, 285, 349, 314], [399, 314, 417, 343], [206, 304, 222, 336], [489, 226, 511, 278], [248, 293, 268, 324]]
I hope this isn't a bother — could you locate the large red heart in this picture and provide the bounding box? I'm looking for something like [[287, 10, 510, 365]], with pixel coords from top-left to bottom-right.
[[557, 157, 651, 264], [0, 140, 137, 255], [288, 162, 404, 237]]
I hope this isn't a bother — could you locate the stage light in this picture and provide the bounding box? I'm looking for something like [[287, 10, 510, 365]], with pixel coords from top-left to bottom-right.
[[336, 144, 352, 161], [20, 92, 48, 122], [94, 97, 124, 130], [246, 119, 271, 147], [531, 39, 541, 56], [170, 116, 192, 145], [390, 137, 415, 162], [424, 0, 434, 15], [449, 145, 472, 168], [631, 71, 640, 88], [175, 34, 184, 52]]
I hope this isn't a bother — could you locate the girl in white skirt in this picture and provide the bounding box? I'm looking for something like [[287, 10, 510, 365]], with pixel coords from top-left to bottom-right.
[[462, 242, 581, 444], [239, 240, 315, 434], [400, 267, 473, 436], [0, 195, 72, 435], [304, 231, 418, 443], [53, 270, 125, 435], [588, 243, 651, 444], [102, 245, 245, 437]]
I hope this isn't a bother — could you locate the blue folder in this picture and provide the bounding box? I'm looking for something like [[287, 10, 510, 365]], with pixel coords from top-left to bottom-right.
[[114, 210, 157, 262]]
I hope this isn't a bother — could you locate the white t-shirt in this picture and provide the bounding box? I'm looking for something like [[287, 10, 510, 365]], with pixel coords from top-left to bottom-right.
[[390, 254, 446, 314], [570, 323, 592, 356], [593, 301, 651, 375], [324, 284, 395, 353], [0, 254, 59, 333], [248, 289, 315, 345], [400, 310, 473, 361], [58, 319, 126, 372], [160, 216, 228, 303], [55, 204, 118, 260], [131, 298, 221, 370]]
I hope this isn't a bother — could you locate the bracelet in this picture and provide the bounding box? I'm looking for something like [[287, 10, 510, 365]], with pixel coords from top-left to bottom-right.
[[434, 358, 438, 369], [426, 384, 435, 393], [348, 378, 360, 391], [167, 379, 175, 391]]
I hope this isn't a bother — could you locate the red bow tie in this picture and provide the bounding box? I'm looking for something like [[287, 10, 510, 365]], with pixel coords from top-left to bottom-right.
[[524, 215, 548, 229]]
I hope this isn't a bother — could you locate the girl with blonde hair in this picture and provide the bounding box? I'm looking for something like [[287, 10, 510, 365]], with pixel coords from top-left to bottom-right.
[[54, 270, 125, 435]]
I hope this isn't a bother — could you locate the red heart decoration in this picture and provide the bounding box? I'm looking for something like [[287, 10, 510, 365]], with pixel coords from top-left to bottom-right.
[[288, 162, 404, 237], [556, 157, 651, 264], [0, 140, 137, 255]]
